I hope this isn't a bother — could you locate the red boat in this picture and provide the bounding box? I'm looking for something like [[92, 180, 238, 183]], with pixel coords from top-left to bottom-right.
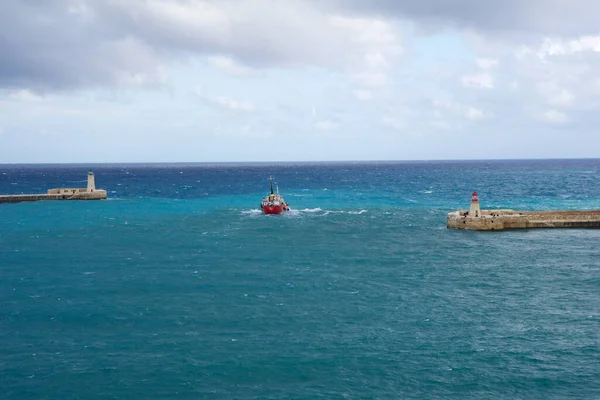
[[260, 177, 289, 215]]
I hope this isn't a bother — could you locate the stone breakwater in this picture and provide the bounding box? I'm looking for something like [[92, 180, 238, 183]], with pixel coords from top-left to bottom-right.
[[447, 209, 600, 231], [0, 191, 107, 203], [0, 170, 107, 204]]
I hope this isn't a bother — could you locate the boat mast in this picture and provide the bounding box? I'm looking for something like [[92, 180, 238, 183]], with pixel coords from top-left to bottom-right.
[[269, 176, 274, 195]]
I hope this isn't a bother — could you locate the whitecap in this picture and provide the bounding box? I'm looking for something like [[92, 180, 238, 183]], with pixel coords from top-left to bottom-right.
[[348, 209, 368, 215]]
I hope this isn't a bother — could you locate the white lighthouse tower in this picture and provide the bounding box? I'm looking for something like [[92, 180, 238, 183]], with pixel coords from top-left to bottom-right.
[[469, 191, 481, 217], [87, 169, 96, 192]]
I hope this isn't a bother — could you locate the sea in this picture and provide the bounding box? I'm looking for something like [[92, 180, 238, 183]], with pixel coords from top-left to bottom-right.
[[0, 159, 599, 399]]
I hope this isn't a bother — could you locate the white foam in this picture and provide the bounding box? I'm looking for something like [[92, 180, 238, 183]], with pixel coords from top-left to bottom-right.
[[241, 209, 262, 215], [348, 209, 368, 215], [299, 208, 323, 213]]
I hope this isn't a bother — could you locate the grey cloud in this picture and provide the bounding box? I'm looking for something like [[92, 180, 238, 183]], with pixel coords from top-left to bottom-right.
[[327, 0, 600, 37], [0, 1, 163, 90], [0, 0, 399, 91]]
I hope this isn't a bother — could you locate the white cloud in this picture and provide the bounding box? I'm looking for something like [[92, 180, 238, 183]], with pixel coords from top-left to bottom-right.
[[329, 15, 401, 93], [354, 89, 372, 100], [352, 72, 388, 88], [536, 82, 575, 107], [461, 73, 494, 89], [476, 58, 498, 69], [547, 89, 575, 107], [207, 55, 254, 77], [314, 120, 339, 130], [328, 15, 402, 62], [8, 89, 44, 101], [538, 109, 568, 124], [434, 99, 492, 121], [211, 96, 254, 112], [466, 107, 486, 120], [365, 52, 390, 69], [520, 36, 600, 59], [382, 116, 404, 130], [190, 86, 203, 98]]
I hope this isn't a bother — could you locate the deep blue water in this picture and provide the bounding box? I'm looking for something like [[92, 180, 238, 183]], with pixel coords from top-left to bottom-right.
[[1, 160, 599, 399]]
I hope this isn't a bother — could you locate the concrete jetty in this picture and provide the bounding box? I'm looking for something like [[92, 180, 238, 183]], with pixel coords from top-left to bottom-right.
[[447, 192, 600, 231], [0, 170, 107, 204]]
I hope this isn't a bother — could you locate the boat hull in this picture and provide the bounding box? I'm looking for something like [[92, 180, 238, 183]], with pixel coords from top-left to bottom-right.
[[261, 204, 286, 214]]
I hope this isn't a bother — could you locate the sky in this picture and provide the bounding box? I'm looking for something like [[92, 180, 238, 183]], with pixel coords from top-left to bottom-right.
[[1, 0, 600, 163]]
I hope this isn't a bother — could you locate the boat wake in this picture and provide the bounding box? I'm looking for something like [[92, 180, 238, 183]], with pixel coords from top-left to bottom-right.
[[241, 209, 263, 215], [241, 207, 369, 217]]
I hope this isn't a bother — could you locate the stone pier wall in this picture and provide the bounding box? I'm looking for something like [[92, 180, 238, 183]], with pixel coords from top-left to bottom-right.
[[0, 190, 107, 204], [447, 209, 600, 231]]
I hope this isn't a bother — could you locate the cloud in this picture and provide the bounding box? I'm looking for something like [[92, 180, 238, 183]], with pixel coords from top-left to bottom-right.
[[6, 90, 44, 102], [433, 99, 492, 121], [314, 120, 339, 131], [466, 107, 486, 120], [326, 0, 600, 37], [461, 73, 494, 89], [352, 72, 388, 88], [536, 82, 575, 107], [188, 87, 254, 112], [538, 109, 568, 124], [518, 36, 600, 59], [207, 56, 255, 77], [476, 58, 498, 69], [0, 0, 402, 92], [382, 116, 404, 130], [354, 90, 373, 100], [211, 96, 255, 112]]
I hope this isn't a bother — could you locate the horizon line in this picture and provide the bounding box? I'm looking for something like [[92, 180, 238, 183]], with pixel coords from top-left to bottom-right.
[[1, 157, 600, 166]]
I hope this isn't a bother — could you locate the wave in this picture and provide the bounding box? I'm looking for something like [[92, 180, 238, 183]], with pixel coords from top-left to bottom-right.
[[241, 209, 262, 215], [348, 209, 368, 215]]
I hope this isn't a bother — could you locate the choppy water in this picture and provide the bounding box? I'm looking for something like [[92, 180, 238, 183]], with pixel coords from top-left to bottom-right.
[[1, 160, 599, 399]]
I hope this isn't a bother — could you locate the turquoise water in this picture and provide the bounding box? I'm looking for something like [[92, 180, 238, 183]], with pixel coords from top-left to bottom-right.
[[1, 160, 599, 399]]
